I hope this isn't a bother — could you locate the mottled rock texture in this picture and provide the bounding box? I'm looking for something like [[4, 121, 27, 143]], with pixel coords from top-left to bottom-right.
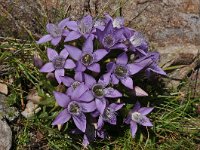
[[0, 120, 12, 150]]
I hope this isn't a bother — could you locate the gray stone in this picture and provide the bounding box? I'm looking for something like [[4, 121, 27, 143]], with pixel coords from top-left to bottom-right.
[[0, 120, 12, 150]]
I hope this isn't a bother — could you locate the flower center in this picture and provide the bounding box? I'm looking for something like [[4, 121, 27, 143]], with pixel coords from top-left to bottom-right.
[[49, 25, 63, 38], [102, 34, 115, 48], [53, 56, 65, 69], [129, 33, 144, 47], [71, 81, 81, 90], [68, 101, 81, 116], [92, 84, 105, 98], [131, 112, 146, 124], [81, 53, 94, 66], [114, 65, 128, 78], [102, 108, 116, 122]]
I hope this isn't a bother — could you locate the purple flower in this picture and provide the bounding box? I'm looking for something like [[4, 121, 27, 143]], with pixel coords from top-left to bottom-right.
[[96, 20, 127, 51], [104, 14, 125, 29], [52, 83, 96, 132], [37, 18, 70, 46], [65, 36, 108, 73], [40, 48, 76, 83], [124, 101, 153, 138], [124, 28, 148, 56], [65, 15, 95, 42], [105, 52, 151, 89], [97, 103, 124, 129], [84, 73, 122, 114]]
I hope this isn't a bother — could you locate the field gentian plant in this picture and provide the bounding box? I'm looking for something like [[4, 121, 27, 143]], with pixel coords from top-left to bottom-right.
[[36, 13, 166, 147]]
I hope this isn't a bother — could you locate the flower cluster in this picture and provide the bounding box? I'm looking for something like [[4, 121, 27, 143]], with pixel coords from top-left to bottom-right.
[[36, 14, 166, 147]]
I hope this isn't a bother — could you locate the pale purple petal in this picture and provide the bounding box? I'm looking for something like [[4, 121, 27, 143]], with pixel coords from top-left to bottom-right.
[[127, 63, 146, 75], [138, 107, 153, 115], [64, 59, 76, 69], [104, 88, 122, 98], [99, 72, 111, 86], [74, 72, 83, 82], [81, 101, 96, 112], [110, 43, 127, 51], [65, 45, 82, 61], [37, 34, 52, 44], [95, 98, 106, 114], [109, 103, 125, 111], [75, 61, 86, 72], [46, 23, 55, 33], [63, 30, 70, 36], [58, 18, 70, 29], [83, 134, 89, 148], [87, 63, 100, 73], [53, 91, 71, 108], [97, 116, 104, 129], [140, 116, 153, 126], [59, 48, 69, 59], [149, 65, 167, 76], [130, 121, 137, 138], [52, 109, 71, 125], [82, 36, 93, 53], [66, 21, 78, 31], [40, 62, 55, 73], [134, 86, 148, 96], [84, 73, 96, 88], [71, 83, 88, 100], [47, 48, 58, 61], [64, 31, 81, 42], [79, 91, 94, 102], [111, 74, 119, 84], [73, 113, 86, 132], [60, 76, 74, 87], [116, 52, 128, 65], [93, 49, 108, 62], [121, 77, 133, 89], [55, 69, 64, 84], [51, 37, 62, 46]]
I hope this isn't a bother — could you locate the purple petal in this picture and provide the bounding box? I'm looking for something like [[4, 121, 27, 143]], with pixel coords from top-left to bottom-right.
[[83, 134, 89, 148], [149, 65, 167, 76], [121, 77, 133, 89], [111, 74, 119, 84], [37, 34, 52, 44], [65, 45, 82, 61], [99, 72, 111, 86], [96, 28, 104, 42], [60, 76, 74, 87], [116, 52, 128, 65], [109, 103, 125, 111], [97, 116, 104, 129], [111, 43, 127, 51], [63, 29, 70, 36], [58, 18, 70, 29], [82, 36, 93, 53], [55, 69, 64, 84], [93, 49, 108, 62], [95, 98, 106, 114], [79, 91, 94, 102], [74, 72, 83, 82], [138, 107, 154, 115], [71, 83, 88, 100], [84, 73, 96, 89], [64, 31, 81, 42], [47, 48, 58, 61], [81, 101, 96, 112], [64, 59, 76, 69], [87, 63, 100, 73], [40, 62, 55, 73], [59, 48, 69, 59], [51, 37, 61, 46], [124, 115, 131, 124], [46, 23, 55, 33], [140, 116, 153, 126], [73, 113, 86, 132], [53, 91, 71, 108], [130, 121, 137, 138], [132, 101, 141, 112], [52, 109, 71, 125], [104, 88, 122, 98], [106, 62, 115, 73], [75, 61, 86, 72], [134, 86, 148, 96], [66, 21, 78, 31], [127, 63, 145, 75], [91, 110, 100, 118]]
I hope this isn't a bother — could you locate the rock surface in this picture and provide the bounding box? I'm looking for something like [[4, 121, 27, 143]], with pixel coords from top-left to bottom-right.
[[0, 120, 12, 150]]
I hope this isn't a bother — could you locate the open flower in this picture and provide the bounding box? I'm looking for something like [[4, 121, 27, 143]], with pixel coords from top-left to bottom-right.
[[96, 20, 127, 51], [84, 73, 122, 114], [124, 101, 153, 138], [65, 15, 95, 42], [65, 36, 108, 73], [40, 48, 76, 83], [105, 52, 151, 89], [97, 103, 124, 129], [52, 83, 96, 132], [37, 18, 70, 46]]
